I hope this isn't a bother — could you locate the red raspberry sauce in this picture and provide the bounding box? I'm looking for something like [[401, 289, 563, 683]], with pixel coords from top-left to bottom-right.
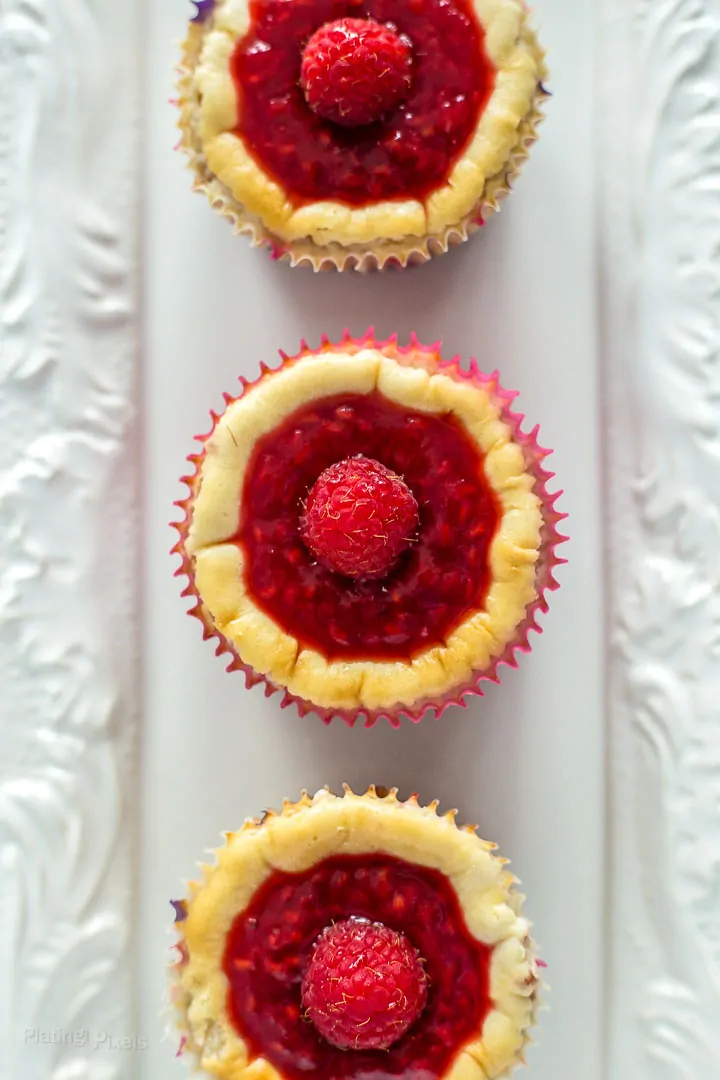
[[238, 392, 501, 661], [230, 0, 495, 206], [223, 854, 492, 1080]]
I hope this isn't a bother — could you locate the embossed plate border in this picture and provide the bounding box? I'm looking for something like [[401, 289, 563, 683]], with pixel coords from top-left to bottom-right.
[[0, 0, 140, 1077], [600, 0, 720, 1076]]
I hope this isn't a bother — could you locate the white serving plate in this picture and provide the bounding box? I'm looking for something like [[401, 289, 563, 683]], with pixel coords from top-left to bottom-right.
[[3, 0, 719, 1077]]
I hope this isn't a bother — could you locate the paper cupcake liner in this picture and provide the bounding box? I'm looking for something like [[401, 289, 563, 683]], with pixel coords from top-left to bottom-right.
[[172, 330, 568, 729], [167, 786, 543, 1066], [175, 16, 549, 272]]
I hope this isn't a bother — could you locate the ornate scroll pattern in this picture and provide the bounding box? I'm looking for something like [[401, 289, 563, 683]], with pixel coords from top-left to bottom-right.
[[0, 0, 139, 1077], [601, 0, 720, 1077]]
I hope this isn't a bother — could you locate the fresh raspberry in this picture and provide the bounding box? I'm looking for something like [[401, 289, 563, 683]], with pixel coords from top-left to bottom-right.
[[300, 18, 413, 128], [301, 917, 428, 1050], [300, 455, 419, 579]]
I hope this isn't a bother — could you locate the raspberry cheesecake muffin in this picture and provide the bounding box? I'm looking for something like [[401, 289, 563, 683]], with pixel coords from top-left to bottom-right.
[[173, 331, 566, 726], [177, 0, 547, 269], [170, 787, 542, 1079]]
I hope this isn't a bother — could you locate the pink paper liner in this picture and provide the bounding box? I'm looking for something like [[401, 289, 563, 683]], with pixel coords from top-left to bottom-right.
[[172, 330, 568, 728]]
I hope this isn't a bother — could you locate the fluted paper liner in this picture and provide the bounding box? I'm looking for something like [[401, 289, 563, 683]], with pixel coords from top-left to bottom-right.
[[167, 786, 543, 1075], [171, 331, 568, 728], [175, 17, 549, 272]]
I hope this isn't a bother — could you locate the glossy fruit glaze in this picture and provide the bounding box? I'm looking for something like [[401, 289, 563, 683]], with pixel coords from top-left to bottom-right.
[[223, 853, 492, 1080], [230, 0, 495, 206], [238, 391, 501, 661]]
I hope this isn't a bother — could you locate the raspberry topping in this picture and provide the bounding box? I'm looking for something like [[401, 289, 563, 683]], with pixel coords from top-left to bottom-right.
[[300, 19, 413, 128], [302, 917, 428, 1050], [223, 853, 492, 1080], [231, 0, 495, 206], [300, 455, 419, 579], [240, 392, 501, 661]]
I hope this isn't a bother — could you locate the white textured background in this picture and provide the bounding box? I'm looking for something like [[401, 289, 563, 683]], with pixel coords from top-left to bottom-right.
[[600, 2, 720, 1077], [0, 0, 141, 1077], [6, 0, 719, 1078]]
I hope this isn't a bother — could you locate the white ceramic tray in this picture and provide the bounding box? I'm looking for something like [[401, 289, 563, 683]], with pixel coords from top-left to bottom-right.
[[2, 0, 719, 1078]]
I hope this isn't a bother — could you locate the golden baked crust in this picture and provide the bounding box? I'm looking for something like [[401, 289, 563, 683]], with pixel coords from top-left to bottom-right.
[[171, 788, 541, 1080], [181, 341, 543, 714], [177, 0, 547, 266]]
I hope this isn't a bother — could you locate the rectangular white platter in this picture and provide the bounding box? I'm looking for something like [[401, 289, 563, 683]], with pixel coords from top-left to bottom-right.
[[2, 0, 719, 1078]]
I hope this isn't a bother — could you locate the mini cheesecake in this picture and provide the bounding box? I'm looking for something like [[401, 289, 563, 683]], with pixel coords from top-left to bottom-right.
[[170, 787, 542, 1079], [172, 331, 566, 726], [177, 0, 547, 269]]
